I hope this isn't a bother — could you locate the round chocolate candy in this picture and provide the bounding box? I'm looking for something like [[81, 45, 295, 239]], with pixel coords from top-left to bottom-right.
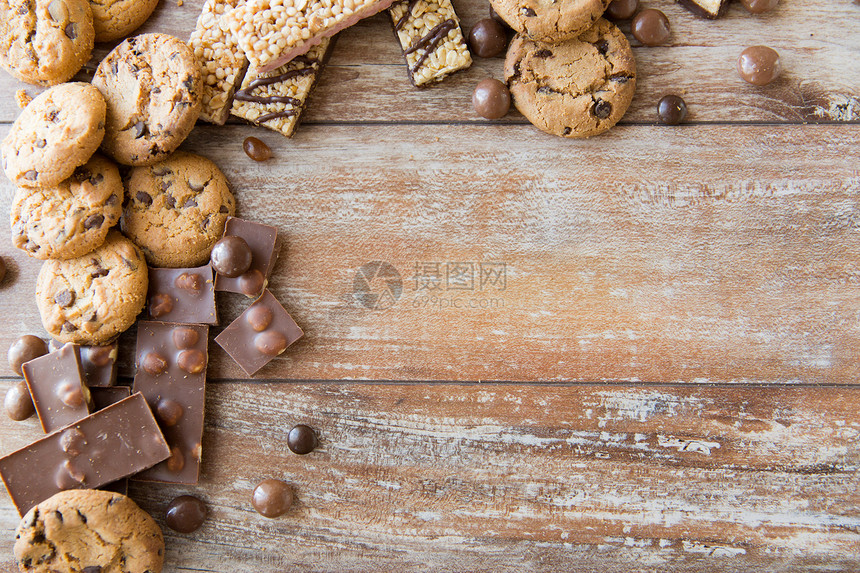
[[8, 335, 48, 376], [468, 18, 507, 58], [632, 9, 670, 46], [166, 495, 208, 533], [238, 268, 265, 297], [472, 78, 511, 120], [737, 46, 781, 86], [657, 94, 687, 125], [288, 424, 317, 455], [741, 0, 779, 13], [252, 479, 294, 518], [5, 380, 35, 421], [210, 236, 253, 278], [0, 255, 6, 284], [243, 137, 272, 162], [606, 0, 639, 20]]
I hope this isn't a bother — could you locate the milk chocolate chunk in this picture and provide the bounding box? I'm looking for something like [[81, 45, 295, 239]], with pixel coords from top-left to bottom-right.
[[0, 393, 170, 516], [214, 218, 280, 298], [133, 321, 208, 484], [23, 343, 92, 433], [215, 289, 303, 376], [88, 386, 132, 495], [675, 0, 728, 18], [50, 339, 119, 387], [147, 265, 217, 325]]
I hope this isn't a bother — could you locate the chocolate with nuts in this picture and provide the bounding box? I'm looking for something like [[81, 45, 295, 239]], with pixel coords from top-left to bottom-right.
[[133, 321, 209, 484], [50, 338, 119, 387], [23, 342, 93, 433], [0, 392, 170, 516], [147, 265, 218, 325], [215, 289, 303, 376], [214, 217, 281, 298]]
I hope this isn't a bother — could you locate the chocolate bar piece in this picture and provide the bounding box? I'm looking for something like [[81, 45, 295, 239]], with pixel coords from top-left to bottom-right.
[[231, 37, 335, 137], [89, 386, 132, 496], [215, 289, 304, 376], [0, 393, 170, 516], [50, 339, 119, 387], [23, 343, 92, 434], [132, 321, 208, 484], [147, 266, 218, 325], [189, 0, 250, 124], [226, 0, 398, 73], [214, 217, 280, 298], [388, 0, 471, 86], [676, 0, 729, 18]]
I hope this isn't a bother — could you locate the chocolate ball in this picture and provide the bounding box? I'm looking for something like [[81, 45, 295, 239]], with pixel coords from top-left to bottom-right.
[[606, 0, 639, 20], [472, 78, 511, 120], [288, 424, 317, 455], [741, 0, 779, 13], [166, 495, 207, 533], [238, 268, 265, 297], [5, 380, 35, 421], [657, 94, 687, 125], [210, 236, 253, 278], [8, 335, 48, 376], [243, 137, 272, 162], [0, 255, 6, 284], [737, 45, 781, 86], [252, 479, 294, 518], [468, 18, 507, 58], [632, 9, 670, 46]]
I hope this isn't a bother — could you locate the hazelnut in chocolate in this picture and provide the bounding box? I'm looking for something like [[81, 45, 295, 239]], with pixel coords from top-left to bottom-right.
[[214, 217, 280, 298], [50, 338, 119, 387], [23, 343, 92, 433], [147, 265, 218, 325]]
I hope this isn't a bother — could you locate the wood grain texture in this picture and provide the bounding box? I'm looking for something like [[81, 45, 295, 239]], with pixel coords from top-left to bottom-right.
[[2, 380, 857, 572], [1, 123, 858, 383], [0, 0, 857, 124]]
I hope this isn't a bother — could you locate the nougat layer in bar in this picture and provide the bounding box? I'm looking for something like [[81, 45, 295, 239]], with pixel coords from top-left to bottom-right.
[[388, 0, 471, 86], [227, 0, 397, 72], [190, 0, 250, 124], [231, 37, 334, 137]]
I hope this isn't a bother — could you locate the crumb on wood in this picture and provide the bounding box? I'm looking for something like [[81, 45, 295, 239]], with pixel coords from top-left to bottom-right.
[[14, 89, 31, 109]]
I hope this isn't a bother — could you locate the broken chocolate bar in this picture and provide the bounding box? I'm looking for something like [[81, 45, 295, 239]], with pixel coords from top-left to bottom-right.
[[0, 393, 170, 516], [50, 339, 119, 388], [23, 343, 92, 433], [676, 0, 728, 18], [132, 321, 208, 484], [89, 386, 132, 496], [147, 265, 218, 325], [231, 37, 335, 137], [190, 0, 251, 124], [388, 0, 472, 86], [214, 217, 280, 298], [226, 0, 399, 72], [215, 289, 304, 376]]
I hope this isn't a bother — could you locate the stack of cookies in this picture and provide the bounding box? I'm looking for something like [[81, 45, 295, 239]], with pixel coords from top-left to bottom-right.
[[492, 0, 638, 138]]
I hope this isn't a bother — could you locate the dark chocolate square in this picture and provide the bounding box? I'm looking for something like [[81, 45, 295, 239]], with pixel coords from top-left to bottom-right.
[[132, 321, 208, 484], [215, 289, 304, 376], [214, 217, 280, 298], [23, 343, 92, 433], [147, 265, 218, 325]]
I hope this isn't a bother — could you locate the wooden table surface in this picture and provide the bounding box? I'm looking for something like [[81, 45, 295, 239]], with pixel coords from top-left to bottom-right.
[[1, 0, 859, 571]]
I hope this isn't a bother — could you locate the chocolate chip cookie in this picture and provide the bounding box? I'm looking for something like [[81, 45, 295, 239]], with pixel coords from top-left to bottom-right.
[[14, 489, 164, 573], [122, 151, 236, 267], [504, 19, 636, 138], [36, 230, 148, 345], [90, 0, 160, 42], [93, 33, 203, 166], [0, 0, 95, 86], [11, 153, 123, 260], [1, 82, 106, 189], [489, 0, 611, 43]]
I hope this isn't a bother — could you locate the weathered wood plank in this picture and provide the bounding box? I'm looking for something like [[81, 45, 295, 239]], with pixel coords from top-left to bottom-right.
[[1, 123, 858, 383], [1, 381, 857, 572], [0, 0, 857, 123]]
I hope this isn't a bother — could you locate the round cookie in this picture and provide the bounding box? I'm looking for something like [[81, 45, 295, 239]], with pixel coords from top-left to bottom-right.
[[90, 0, 160, 42], [1, 82, 106, 189], [121, 151, 236, 267], [0, 0, 95, 86], [504, 20, 636, 138], [11, 153, 123, 260], [14, 490, 164, 573], [93, 33, 203, 166], [489, 0, 611, 43], [36, 230, 148, 344]]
